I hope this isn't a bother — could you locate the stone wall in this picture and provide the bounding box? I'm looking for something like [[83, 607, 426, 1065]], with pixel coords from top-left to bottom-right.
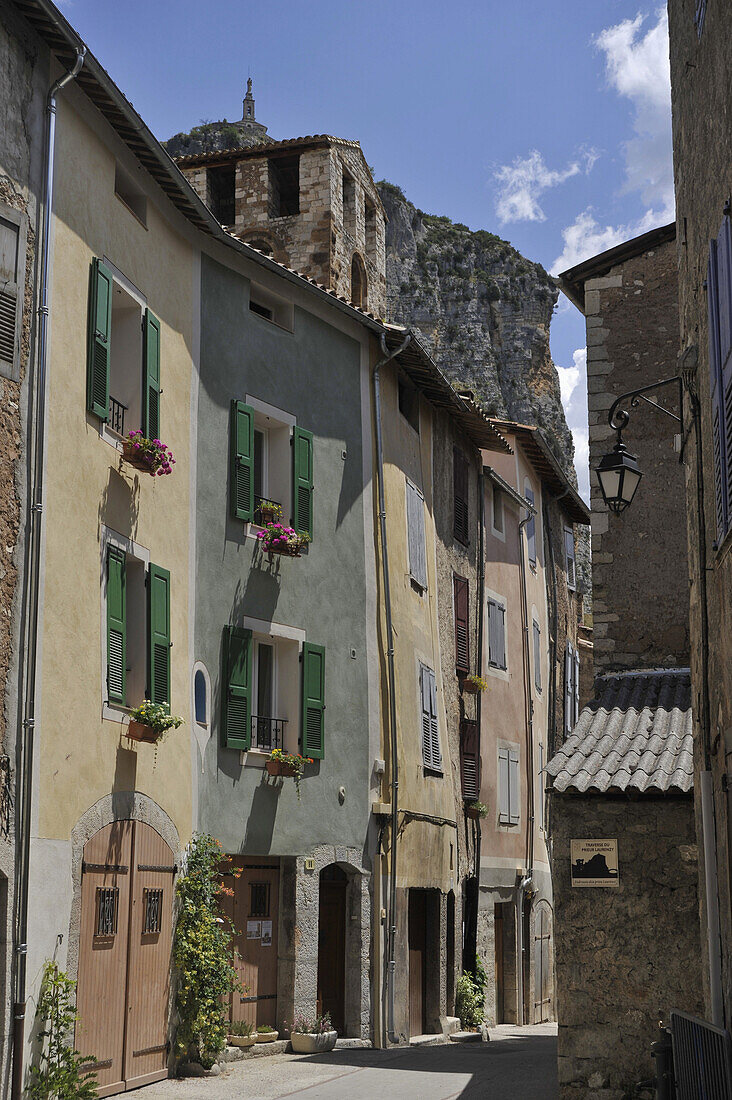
[[583, 237, 688, 673], [552, 792, 703, 1099], [544, 494, 585, 752]]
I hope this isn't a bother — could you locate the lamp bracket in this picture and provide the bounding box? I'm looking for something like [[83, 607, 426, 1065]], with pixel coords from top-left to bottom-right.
[[608, 375, 683, 434]]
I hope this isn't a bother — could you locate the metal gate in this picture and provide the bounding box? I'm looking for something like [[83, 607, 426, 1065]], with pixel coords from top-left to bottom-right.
[[75, 821, 175, 1096], [532, 902, 553, 1024], [220, 858, 280, 1030], [671, 1010, 732, 1099]]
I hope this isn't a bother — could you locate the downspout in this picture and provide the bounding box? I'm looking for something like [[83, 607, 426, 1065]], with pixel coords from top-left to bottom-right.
[[372, 330, 411, 1045], [516, 505, 536, 1027], [12, 46, 86, 1100], [542, 497, 558, 768], [473, 470, 485, 963]]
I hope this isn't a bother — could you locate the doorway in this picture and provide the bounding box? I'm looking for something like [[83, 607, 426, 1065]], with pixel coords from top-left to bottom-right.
[[75, 820, 175, 1096], [408, 890, 427, 1036], [221, 858, 280, 1030], [532, 901, 553, 1023], [317, 864, 347, 1033], [494, 903, 505, 1023]]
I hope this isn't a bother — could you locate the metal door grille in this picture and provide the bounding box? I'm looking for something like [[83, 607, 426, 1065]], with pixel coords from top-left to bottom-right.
[[96, 887, 119, 936], [671, 1010, 732, 1100], [143, 888, 163, 934]]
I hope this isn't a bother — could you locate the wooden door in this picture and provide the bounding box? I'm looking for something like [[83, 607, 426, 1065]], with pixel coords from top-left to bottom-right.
[[228, 859, 280, 1030], [533, 904, 552, 1023], [76, 821, 133, 1097], [317, 867, 347, 1034], [494, 904, 504, 1024], [124, 824, 175, 1089], [408, 890, 426, 1037], [76, 821, 174, 1097]]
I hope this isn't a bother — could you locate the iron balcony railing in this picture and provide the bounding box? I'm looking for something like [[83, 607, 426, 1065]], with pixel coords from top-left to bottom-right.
[[108, 395, 127, 436], [670, 1010, 732, 1100], [254, 496, 283, 523], [251, 715, 287, 752]]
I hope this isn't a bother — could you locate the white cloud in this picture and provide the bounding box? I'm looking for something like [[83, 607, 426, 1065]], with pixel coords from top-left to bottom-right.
[[493, 149, 596, 225], [551, 205, 664, 274], [557, 348, 590, 503]]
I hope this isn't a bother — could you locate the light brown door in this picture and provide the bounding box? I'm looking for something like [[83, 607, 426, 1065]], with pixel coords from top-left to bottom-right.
[[533, 904, 552, 1023], [408, 890, 426, 1037], [76, 821, 174, 1097], [228, 859, 280, 1030], [317, 866, 347, 1033]]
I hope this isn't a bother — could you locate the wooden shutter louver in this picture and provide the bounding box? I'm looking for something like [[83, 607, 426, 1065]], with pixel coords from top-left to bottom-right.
[[565, 528, 576, 589], [508, 749, 520, 825], [533, 621, 541, 691], [406, 479, 427, 589], [301, 642, 325, 759], [709, 243, 727, 537], [148, 564, 170, 706], [420, 666, 441, 771], [0, 216, 21, 374], [453, 575, 470, 673], [488, 598, 506, 670], [460, 719, 480, 800], [453, 447, 469, 545], [106, 546, 126, 706], [87, 258, 113, 420], [293, 426, 314, 537], [143, 308, 161, 441], [222, 625, 252, 750], [230, 401, 255, 522]]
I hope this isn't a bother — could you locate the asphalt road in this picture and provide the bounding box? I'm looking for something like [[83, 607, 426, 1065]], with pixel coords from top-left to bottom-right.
[[140, 1024, 558, 1100]]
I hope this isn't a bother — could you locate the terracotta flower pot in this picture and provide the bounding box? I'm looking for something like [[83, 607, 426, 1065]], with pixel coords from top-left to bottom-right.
[[121, 440, 155, 474], [266, 759, 297, 778], [258, 504, 281, 523], [461, 679, 481, 695], [126, 720, 160, 744], [290, 1030, 337, 1054], [465, 803, 482, 820]]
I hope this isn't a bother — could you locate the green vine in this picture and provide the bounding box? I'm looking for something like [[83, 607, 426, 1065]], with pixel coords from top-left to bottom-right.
[[27, 962, 98, 1099], [173, 833, 241, 1068]]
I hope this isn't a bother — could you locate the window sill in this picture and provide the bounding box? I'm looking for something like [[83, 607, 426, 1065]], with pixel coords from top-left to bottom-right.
[[103, 702, 133, 725], [240, 749, 269, 768], [713, 523, 732, 566], [423, 767, 443, 778]]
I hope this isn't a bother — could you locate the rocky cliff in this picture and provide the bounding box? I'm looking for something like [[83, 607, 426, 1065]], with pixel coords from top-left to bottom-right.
[[379, 181, 575, 482]]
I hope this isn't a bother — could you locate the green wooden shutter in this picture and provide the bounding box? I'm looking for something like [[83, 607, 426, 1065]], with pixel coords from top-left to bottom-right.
[[230, 401, 255, 521], [147, 564, 171, 705], [292, 426, 314, 537], [87, 258, 113, 419], [106, 546, 126, 706], [301, 642, 325, 759], [143, 308, 161, 441], [222, 625, 252, 750]]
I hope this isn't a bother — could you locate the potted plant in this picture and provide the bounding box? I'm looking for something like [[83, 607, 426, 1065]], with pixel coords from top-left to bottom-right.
[[256, 522, 309, 557], [255, 1024, 279, 1043], [465, 799, 488, 821], [462, 674, 487, 695], [266, 749, 313, 799], [227, 1020, 257, 1049], [256, 498, 283, 524], [288, 1012, 337, 1054], [127, 700, 183, 744], [122, 430, 176, 477]]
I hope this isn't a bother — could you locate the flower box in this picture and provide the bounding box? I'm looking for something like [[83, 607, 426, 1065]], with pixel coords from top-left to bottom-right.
[[122, 440, 155, 474], [290, 1030, 337, 1054], [266, 543, 302, 558], [461, 679, 481, 694], [255, 1030, 279, 1043], [126, 720, 160, 744], [266, 759, 297, 778], [465, 803, 481, 820]]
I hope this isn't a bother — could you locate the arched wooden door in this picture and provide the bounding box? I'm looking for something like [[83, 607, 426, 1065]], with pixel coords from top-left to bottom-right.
[[76, 821, 175, 1096], [532, 902, 553, 1023], [316, 865, 347, 1034]]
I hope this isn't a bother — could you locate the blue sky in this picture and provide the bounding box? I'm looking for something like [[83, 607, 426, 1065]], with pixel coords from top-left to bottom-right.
[[58, 1, 673, 500]]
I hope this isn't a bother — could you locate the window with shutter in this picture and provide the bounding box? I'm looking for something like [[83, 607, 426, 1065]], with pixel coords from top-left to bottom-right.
[[230, 401, 255, 522], [460, 719, 480, 800], [0, 209, 26, 382], [453, 574, 470, 674], [106, 546, 126, 706], [708, 242, 727, 537], [719, 219, 732, 534], [301, 642, 325, 759], [420, 665, 441, 771], [564, 642, 575, 735], [508, 749, 520, 825], [292, 426, 314, 538], [487, 598, 507, 670], [406, 479, 428, 589], [574, 647, 581, 726], [492, 487, 504, 535], [453, 448, 469, 545], [564, 528, 576, 590], [222, 625, 252, 750], [142, 308, 161, 441], [533, 621, 542, 692], [87, 258, 113, 420], [525, 483, 536, 567], [147, 564, 170, 706]]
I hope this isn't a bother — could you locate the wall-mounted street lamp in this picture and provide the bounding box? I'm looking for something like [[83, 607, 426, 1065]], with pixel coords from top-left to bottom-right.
[[596, 376, 683, 514]]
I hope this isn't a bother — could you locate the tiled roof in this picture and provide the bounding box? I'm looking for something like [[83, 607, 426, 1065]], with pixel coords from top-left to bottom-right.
[[172, 134, 362, 167], [546, 668, 693, 794]]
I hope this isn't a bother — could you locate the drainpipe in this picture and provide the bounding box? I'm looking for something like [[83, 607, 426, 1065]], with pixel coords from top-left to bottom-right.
[[11, 45, 86, 1100], [372, 330, 411, 1045], [516, 504, 536, 1027]]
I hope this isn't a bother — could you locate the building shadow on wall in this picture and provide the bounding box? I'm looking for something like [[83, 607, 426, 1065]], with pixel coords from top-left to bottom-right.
[[240, 779, 278, 853], [98, 464, 140, 541]]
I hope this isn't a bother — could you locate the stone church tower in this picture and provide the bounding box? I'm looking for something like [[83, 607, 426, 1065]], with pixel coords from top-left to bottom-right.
[[173, 83, 387, 316]]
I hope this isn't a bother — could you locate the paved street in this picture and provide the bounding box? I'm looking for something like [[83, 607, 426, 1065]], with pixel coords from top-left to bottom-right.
[[140, 1024, 557, 1100]]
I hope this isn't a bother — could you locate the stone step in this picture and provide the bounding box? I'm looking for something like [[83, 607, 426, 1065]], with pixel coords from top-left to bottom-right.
[[449, 1030, 482, 1043], [409, 1033, 449, 1047], [440, 1015, 461, 1036]]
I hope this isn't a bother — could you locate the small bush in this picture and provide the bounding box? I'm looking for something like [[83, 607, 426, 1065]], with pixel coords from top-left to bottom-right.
[[455, 972, 484, 1029]]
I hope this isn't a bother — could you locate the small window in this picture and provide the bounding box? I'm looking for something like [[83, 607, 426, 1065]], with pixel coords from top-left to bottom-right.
[[565, 527, 576, 590], [95, 887, 119, 937], [248, 283, 294, 331], [524, 481, 536, 567], [365, 198, 377, 257], [269, 155, 300, 217], [194, 668, 208, 725], [492, 487, 504, 534], [487, 597, 507, 670], [250, 882, 270, 917], [143, 888, 164, 934], [498, 746, 520, 825], [533, 620, 542, 692], [406, 479, 427, 590], [351, 253, 367, 308], [420, 665, 442, 772], [0, 207, 25, 381], [114, 164, 147, 226], [398, 376, 420, 433], [342, 169, 355, 220]]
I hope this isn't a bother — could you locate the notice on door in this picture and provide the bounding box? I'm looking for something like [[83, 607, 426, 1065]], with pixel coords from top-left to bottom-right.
[[261, 920, 272, 947], [570, 839, 619, 887], [247, 920, 261, 939]]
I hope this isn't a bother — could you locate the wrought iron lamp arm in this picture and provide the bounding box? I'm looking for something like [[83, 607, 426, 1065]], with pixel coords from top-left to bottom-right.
[[608, 376, 683, 434]]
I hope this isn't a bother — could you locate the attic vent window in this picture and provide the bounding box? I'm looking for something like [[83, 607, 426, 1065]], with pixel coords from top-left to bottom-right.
[[249, 283, 294, 332], [114, 165, 147, 226], [208, 165, 236, 226], [269, 155, 300, 217], [342, 170, 355, 220], [398, 375, 420, 433]]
